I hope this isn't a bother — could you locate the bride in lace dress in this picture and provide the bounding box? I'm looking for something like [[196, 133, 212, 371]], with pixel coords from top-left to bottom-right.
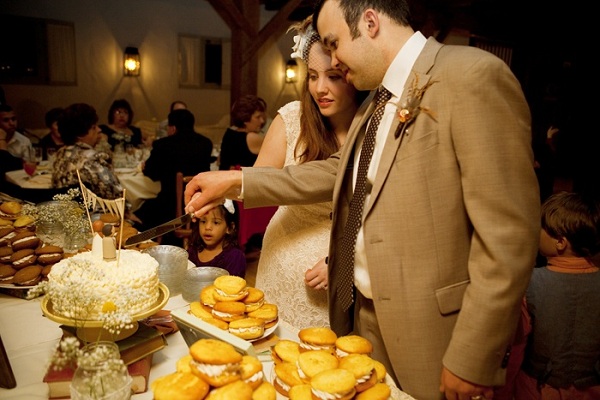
[[253, 16, 366, 329]]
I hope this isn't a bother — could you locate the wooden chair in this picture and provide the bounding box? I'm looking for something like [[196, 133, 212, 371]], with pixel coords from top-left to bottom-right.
[[174, 172, 194, 249]]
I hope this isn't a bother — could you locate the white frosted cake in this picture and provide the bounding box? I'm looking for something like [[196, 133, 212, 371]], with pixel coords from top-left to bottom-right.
[[47, 249, 160, 320]]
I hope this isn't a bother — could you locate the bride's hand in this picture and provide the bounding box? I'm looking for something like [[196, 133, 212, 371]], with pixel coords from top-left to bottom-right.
[[305, 257, 328, 290]]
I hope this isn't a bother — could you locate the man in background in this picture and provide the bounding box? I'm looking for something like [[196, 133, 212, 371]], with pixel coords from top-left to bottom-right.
[[0, 104, 33, 160], [135, 108, 213, 246]]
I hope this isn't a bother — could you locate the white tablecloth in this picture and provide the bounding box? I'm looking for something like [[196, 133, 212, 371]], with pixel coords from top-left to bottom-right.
[[5, 169, 52, 190], [115, 171, 161, 212], [3, 169, 160, 212]]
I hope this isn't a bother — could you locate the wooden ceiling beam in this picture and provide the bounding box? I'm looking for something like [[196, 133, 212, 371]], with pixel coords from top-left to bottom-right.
[[206, 0, 257, 38], [242, 0, 304, 64]]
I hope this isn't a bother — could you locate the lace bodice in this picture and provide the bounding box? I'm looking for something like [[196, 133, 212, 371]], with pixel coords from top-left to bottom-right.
[[255, 101, 331, 329]]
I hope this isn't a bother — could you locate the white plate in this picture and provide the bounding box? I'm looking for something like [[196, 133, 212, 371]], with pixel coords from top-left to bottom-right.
[[0, 283, 36, 290]]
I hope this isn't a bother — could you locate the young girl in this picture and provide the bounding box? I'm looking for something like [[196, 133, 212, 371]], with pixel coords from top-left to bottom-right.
[[187, 199, 246, 278]]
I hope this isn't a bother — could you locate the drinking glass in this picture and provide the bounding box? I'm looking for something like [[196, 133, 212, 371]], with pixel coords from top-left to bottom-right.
[[22, 147, 39, 179]]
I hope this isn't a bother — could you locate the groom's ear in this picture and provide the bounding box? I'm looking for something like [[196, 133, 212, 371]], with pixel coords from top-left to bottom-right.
[[362, 9, 380, 38]]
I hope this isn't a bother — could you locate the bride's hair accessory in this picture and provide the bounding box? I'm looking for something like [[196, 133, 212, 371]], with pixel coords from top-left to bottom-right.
[[290, 16, 320, 62]]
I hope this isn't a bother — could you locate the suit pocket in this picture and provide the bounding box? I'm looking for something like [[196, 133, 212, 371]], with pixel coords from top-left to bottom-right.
[[435, 280, 469, 315], [396, 128, 438, 161]]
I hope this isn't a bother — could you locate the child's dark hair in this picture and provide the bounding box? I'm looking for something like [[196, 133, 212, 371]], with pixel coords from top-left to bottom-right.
[[541, 191, 600, 257], [189, 202, 240, 251]]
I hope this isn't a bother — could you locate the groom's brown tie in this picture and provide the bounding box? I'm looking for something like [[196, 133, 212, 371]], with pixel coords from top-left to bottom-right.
[[338, 87, 391, 311]]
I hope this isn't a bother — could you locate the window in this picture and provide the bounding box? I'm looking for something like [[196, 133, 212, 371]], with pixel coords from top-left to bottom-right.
[[0, 15, 76, 85], [178, 34, 230, 89]]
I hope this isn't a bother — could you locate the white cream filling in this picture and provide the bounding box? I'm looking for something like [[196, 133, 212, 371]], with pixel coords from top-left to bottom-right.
[[244, 371, 263, 384], [13, 254, 35, 266], [229, 326, 261, 334], [311, 388, 348, 399], [215, 287, 248, 299], [244, 299, 264, 309], [212, 310, 234, 319], [191, 360, 239, 377], [335, 349, 349, 358], [300, 342, 332, 351], [275, 377, 291, 392]]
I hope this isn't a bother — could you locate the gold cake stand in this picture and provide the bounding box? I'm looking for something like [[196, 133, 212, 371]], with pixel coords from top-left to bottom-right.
[[41, 283, 169, 342]]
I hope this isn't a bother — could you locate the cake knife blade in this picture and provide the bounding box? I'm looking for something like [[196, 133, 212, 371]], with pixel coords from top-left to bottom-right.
[[124, 213, 193, 246]]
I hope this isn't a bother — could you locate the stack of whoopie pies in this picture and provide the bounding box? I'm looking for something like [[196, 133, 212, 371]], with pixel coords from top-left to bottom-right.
[[270, 327, 394, 399], [151, 338, 278, 400], [188, 275, 279, 342]]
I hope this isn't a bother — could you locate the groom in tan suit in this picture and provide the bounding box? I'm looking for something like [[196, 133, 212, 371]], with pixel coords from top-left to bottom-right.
[[185, 1, 540, 399]]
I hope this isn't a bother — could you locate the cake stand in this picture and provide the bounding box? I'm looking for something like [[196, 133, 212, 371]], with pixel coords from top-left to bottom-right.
[[41, 283, 169, 342]]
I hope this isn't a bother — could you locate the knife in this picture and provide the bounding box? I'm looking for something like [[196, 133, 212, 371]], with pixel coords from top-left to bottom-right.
[[124, 212, 193, 246]]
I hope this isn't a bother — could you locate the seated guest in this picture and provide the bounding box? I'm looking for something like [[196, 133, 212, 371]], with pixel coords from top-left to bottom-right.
[[218, 95, 266, 170], [0, 128, 23, 197], [99, 99, 143, 151], [52, 103, 123, 200], [156, 100, 187, 140], [135, 108, 213, 245], [0, 104, 34, 159], [39, 107, 65, 160]]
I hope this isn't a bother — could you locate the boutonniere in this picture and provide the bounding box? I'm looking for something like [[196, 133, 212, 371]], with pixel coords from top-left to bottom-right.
[[395, 75, 438, 139]]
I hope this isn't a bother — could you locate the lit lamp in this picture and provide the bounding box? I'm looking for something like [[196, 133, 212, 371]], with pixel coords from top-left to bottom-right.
[[123, 47, 140, 76], [285, 59, 298, 83]]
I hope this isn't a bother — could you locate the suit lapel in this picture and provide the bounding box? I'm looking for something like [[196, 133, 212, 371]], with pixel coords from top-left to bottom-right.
[[365, 38, 442, 214]]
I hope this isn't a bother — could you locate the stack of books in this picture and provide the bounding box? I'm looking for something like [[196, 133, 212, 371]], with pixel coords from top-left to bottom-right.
[[44, 323, 167, 399]]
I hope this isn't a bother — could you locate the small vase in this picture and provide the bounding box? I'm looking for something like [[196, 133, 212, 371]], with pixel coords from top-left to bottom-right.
[[70, 341, 132, 400]]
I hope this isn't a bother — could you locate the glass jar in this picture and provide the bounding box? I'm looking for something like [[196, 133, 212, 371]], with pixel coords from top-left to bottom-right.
[[36, 220, 65, 248], [70, 341, 132, 400]]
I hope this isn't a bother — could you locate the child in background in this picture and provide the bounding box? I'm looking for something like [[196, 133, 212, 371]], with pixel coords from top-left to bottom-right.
[[514, 191, 600, 399], [187, 200, 246, 278]]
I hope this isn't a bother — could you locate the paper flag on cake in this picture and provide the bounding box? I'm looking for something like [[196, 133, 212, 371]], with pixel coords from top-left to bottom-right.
[[76, 171, 126, 218]]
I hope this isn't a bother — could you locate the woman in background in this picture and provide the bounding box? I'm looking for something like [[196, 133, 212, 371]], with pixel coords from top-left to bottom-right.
[[100, 99, 143, 151], [52, 103, 123, 199], [218, 95, 266, 171], [252, 15, 367, 328]]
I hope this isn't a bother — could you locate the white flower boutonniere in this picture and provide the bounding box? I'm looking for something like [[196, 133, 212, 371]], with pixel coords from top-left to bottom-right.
[[395, 75, 438, 139]]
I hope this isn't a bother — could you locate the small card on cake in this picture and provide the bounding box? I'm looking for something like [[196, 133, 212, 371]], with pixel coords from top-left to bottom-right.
[[171, 305, 256, 357]]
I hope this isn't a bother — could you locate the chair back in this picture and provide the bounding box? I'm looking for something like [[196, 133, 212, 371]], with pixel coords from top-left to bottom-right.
[[174, 172, 194, 248]]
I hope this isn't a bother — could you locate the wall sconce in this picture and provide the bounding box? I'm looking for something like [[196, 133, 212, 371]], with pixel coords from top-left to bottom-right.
[[123, 47, 140, 76], [285, 59, 298, 83]]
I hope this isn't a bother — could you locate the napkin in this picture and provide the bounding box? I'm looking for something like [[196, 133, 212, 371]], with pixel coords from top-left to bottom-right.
[[140, 310, 179, 335]]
